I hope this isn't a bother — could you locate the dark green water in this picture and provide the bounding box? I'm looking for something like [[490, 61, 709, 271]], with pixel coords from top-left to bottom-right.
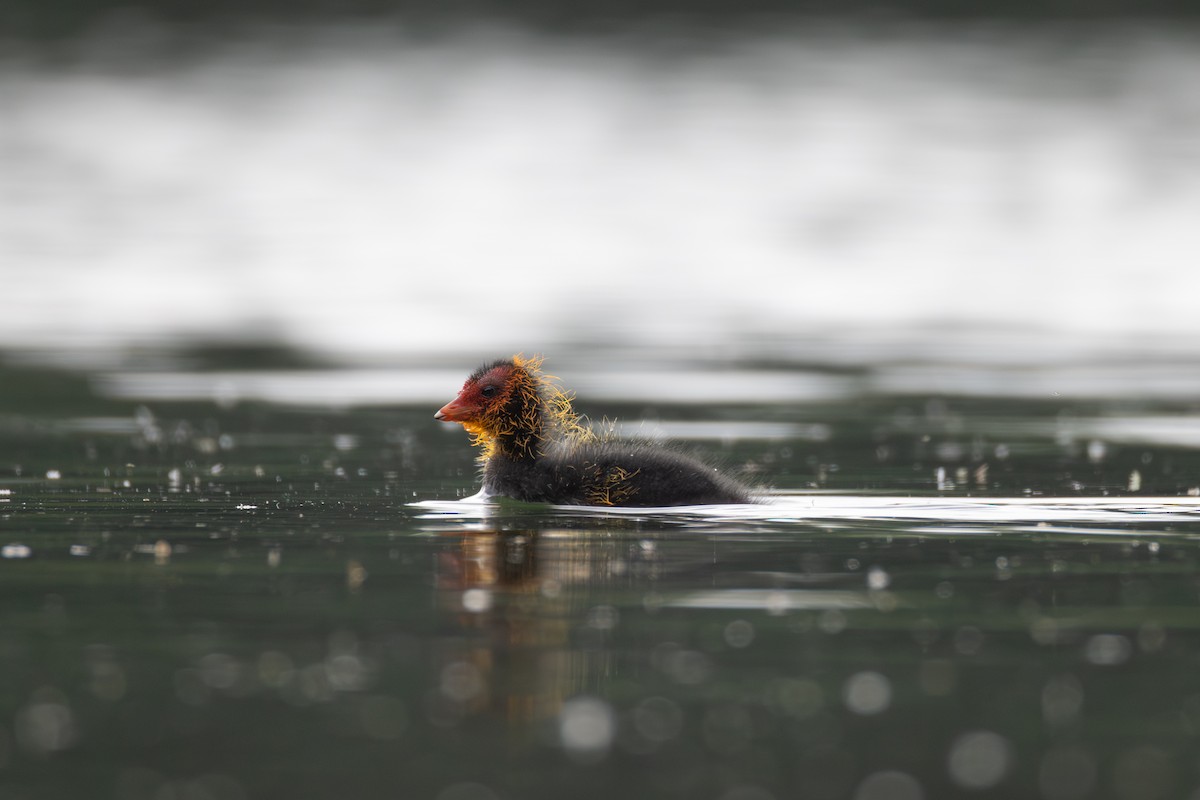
[[3, 354, 1200, 800]]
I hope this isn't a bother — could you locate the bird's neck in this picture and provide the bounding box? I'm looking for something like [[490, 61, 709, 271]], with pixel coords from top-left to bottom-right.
[[494, 404, 548, 461], [469, 367, 593, 465], [473, 376, 550, 463]]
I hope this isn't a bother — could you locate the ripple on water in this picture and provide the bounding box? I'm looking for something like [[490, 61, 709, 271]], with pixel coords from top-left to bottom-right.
[[411, 494, 1200, 527]]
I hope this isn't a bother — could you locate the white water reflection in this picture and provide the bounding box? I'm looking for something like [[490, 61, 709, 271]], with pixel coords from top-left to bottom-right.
[[412, 495, 1200, 525], [667, 589, 874, 611], [1071, 416, 1200, 449], [92, 367, 852, 406], [873, 364, 1200, 401], [611, 420, 831, 442]]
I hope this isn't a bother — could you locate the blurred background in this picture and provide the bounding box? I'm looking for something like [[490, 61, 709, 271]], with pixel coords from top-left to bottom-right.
[[4, 0, 1200, 384]]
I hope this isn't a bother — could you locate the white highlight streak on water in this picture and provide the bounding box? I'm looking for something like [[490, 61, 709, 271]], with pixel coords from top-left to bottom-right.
[[411, 495, 1200, 525]]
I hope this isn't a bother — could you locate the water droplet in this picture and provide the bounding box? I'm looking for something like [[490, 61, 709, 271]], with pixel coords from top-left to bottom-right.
[[954, 626, 984, 655], [723, 619, 755, 648], [1138, 622, 1166, 652], [765, 591, 790, 616], [1042, 674, 1084, 726], [257, 651, 295, 689], [462, 588, 492, 613], [1085, 634, 1132, 666], [587, 605, 619, 631], [665, 649, 712, 686], [198, 653, 241, 690], [346, 560, 367, 592], [973, 463, 989, 487], [559, 697, 615, 760], [326, 654, 368, 692], [936, 466, 953, 490], [15, 691, 76, 755], [297, 663, 335, 703], [770, 677, 824, 718], [440, 661, 484, 703], [632, 696, 683, 743], [947, 730, 1012, 789], [843, 671, 891, 715], [867, 567, 890, 590]]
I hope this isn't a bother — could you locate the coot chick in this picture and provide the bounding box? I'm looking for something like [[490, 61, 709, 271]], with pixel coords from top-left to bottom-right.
[[435, 355, 755, 507]]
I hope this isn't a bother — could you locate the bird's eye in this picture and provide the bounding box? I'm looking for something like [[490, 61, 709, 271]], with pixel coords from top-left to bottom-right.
[[481, 386, 498, 398]]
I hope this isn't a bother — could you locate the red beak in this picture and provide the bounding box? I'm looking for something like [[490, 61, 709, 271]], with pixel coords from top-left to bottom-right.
[[435, 393, 473, 423]]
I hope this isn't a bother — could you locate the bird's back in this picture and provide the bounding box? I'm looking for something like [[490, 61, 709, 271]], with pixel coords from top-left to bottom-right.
[[485, 440, 754, 507]]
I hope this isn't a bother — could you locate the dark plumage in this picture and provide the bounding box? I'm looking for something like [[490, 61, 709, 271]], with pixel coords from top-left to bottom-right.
[[434, 355, 755, 507]]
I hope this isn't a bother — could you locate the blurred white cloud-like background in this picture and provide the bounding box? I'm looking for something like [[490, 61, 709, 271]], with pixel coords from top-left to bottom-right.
[[4, 14, 1200, 379]]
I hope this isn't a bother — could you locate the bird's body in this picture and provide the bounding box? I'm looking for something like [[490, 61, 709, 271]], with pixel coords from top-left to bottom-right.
[[435, 355, 754, 507]]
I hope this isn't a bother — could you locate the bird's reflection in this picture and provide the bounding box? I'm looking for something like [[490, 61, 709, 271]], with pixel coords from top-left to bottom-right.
[[432, 528, 645, 730]]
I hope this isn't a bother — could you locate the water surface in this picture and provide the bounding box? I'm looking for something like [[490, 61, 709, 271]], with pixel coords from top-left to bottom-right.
[[3, 353, 1200, 800]]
